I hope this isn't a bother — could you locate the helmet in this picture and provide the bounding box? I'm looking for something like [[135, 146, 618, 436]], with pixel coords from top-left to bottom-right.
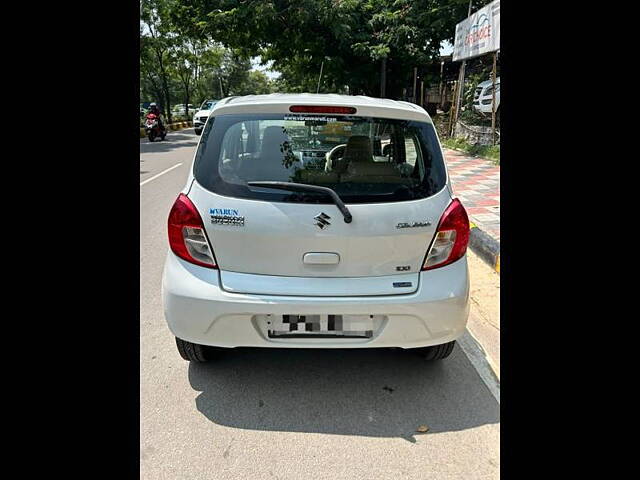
[[150, 102, 157, 108]]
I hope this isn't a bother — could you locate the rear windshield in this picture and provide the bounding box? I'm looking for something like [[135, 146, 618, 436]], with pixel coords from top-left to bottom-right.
[[193, 113, 447, 204]]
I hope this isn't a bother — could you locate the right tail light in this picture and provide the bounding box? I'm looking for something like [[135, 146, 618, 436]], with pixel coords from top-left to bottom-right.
[[422, 198, 470, 270]]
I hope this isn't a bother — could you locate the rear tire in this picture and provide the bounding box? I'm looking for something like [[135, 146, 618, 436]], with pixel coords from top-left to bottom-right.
[[148, 132, 155, 142], [175, 337, 216, 362], [413, 340, 456, 361], [194, 128, 202, 135]]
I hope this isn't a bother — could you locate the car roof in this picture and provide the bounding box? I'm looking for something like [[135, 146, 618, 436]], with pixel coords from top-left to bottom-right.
[[211, 93, 431, 122]]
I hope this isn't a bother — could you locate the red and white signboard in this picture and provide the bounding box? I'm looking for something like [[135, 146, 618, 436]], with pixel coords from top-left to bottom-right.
[[452, 0, 500, 62]]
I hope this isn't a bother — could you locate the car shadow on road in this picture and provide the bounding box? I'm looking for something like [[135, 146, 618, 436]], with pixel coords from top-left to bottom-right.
[[139, 130, 198, 154], [188, 345, 499, 442]]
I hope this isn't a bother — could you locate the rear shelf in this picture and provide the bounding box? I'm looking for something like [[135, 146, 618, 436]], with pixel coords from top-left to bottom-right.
[[219, 271, 419, 296]]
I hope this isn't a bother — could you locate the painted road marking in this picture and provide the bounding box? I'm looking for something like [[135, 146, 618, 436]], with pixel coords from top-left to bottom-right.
[[458, 329, 500, 404], [140, 163, 183, 186]]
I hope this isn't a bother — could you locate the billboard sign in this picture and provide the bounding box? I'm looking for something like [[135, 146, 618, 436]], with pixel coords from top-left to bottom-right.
[[452, 0, 500, 62]]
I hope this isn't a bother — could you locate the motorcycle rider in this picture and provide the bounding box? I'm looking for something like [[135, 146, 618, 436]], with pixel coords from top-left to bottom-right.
[[148, 102, 166, 132]]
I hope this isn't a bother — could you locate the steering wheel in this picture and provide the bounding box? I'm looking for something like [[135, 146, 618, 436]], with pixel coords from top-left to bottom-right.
[[324, 144, 347, 172]]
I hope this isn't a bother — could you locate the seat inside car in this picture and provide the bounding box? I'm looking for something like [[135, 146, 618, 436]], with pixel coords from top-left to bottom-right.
[[242, 125, 297, 181], [331, 135, 372, 174], [337, 136, 410, 184]]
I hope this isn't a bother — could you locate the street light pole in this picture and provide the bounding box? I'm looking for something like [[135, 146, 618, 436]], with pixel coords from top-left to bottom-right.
[[316, 61, 324, 94]]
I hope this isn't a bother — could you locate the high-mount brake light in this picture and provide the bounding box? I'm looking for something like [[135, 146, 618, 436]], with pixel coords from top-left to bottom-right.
[[168, 194, 217, 269], [289, 105, 357, 115], [422, 198, 470, 271]]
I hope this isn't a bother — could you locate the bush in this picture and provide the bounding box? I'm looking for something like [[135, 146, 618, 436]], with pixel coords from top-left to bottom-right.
[[442, 137, 500, 165], [459, 108, 493, 127]]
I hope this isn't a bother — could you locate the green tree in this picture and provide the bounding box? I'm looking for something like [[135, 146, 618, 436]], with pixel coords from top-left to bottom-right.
[[170, 0, 490, 98], [140, 0, 178, 122]]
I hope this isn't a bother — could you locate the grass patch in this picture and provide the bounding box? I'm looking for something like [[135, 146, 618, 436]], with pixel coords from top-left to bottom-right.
[[442, 137, 500, 165]]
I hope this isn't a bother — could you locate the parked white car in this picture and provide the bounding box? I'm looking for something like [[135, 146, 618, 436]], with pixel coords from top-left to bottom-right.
[[193, 99, 218, 135], [473, 77, 500, 115], [172, 104, 195, 116], [163, 93, 470, 362]]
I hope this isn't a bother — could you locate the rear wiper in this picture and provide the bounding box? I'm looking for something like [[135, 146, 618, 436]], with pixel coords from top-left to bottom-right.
[[247, 181, 353, 223]]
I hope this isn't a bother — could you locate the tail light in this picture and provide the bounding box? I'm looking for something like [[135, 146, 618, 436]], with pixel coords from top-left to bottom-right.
[[422, 199, 470, 270], [168, 194, 217, 269], [289, 105, 357, 115]]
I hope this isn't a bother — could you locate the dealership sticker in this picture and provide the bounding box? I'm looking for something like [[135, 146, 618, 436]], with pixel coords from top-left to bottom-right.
[[210, 208, 245, 226]]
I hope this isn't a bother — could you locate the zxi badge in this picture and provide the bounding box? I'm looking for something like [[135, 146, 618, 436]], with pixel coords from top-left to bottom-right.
[[314, 212, 331, 229]]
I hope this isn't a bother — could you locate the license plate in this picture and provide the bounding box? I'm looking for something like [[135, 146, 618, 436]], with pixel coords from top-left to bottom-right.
[[267, 314, 375, 338]]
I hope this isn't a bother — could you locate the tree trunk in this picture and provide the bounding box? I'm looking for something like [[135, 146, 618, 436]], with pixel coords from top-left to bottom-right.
[[154, 48, 171, 124], [185, 83, 190, 118]]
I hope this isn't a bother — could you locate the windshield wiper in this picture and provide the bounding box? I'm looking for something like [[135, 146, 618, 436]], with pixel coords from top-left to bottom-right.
[[247, 181, 353, 223]]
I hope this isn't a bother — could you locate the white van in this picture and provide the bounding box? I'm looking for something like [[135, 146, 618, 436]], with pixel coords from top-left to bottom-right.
[[162, 94, 470, 362]]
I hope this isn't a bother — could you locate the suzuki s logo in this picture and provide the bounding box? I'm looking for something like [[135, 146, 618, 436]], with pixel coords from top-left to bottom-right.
[[314, 212, 331, 229]]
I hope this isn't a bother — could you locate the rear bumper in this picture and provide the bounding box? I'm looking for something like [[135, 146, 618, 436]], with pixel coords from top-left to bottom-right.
[[161, 253, 470, 349]]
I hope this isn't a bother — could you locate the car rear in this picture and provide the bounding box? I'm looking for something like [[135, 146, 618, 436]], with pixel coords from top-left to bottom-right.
[[162, 94, 470, 360], [473, 78, 500, 114]]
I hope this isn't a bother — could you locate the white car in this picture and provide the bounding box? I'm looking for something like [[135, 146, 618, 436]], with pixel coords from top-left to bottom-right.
[[193, 99, 218, 135], [473, 77, 500, 116], [163, 93, 470, 362]]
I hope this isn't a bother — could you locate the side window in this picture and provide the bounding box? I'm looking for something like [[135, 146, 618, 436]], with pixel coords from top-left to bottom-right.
[[400, 134, 423, 178], [220, 122, 244, 162], [404, 135, 419, 166]]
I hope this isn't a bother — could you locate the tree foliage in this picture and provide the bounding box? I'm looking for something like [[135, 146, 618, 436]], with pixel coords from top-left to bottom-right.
[[170, 0, 490, 98], [140, 0, 276, 118]]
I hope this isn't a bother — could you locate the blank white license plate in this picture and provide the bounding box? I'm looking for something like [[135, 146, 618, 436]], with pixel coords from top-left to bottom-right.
[[267, 314, 377, 338]]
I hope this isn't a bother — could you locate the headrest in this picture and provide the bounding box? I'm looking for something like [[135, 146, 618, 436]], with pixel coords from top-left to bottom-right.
[[343, 135, 372, 163], [261, 125, 290, 153]]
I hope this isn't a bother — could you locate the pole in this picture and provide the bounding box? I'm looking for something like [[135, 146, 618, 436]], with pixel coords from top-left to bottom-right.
[[491, 51, 497, 145], [448, 80, 458, 137], [439, 60, 444, 107], [412, 67, 418, 103], [316, 61, 324, 94], [420, 80, 424, 107], [453, 1, 473, 134], [380, 57, 387, 97]]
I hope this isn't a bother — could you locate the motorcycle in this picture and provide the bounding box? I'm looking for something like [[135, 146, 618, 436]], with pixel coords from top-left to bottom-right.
[[145, 113, 166, 142]]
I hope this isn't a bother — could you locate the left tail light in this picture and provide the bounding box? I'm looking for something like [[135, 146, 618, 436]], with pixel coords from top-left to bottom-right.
[[168, 194, 217, 269], [422, 198, 470, 270]]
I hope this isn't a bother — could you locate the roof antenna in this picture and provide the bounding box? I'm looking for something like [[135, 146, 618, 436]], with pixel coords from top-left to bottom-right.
[[316, 61, 324, 94]]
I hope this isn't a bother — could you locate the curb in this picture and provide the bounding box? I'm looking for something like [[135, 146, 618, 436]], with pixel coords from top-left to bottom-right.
[[140, 121, 193, 138], [443, 145, 499, 164], [469, 222, 500, 273]]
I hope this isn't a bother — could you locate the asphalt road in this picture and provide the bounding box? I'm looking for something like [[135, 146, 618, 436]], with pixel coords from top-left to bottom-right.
[[140, 129, 500, 480]]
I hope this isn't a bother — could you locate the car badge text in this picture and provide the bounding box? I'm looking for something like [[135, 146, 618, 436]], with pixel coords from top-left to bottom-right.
[[396, 221, 431, 229]]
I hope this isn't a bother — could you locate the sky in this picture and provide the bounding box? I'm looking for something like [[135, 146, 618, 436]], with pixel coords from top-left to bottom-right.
[[251, 57, 281, 80], [251, 41, 455, 80]]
